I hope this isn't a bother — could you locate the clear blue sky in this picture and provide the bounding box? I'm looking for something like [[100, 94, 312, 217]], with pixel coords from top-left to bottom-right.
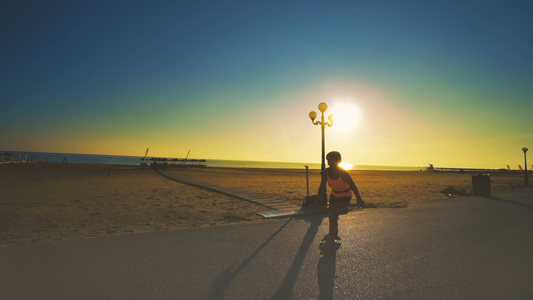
[[1, 0, 532, 168]]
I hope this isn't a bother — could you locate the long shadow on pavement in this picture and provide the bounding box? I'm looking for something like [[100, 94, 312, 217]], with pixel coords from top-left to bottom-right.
[[207, 213, 327, 300], [271, 214, 326, 299], [317, 250, 337, 300], [207, 217, 295, 300]]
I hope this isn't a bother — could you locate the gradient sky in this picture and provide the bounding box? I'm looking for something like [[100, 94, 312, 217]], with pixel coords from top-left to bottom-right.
[[2, 0, 532, 169]]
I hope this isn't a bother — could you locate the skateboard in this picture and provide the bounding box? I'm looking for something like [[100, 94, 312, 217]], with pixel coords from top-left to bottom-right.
[[319, 236, 341, 257]]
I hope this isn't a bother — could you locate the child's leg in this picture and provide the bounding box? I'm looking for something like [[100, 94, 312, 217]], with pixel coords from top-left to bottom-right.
[[328, 195, 350, 237], [329, 213, 339, 236]]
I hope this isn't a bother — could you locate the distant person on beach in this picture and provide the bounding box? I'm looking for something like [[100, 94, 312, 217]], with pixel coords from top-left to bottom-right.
[[318, 151, 365, 240]]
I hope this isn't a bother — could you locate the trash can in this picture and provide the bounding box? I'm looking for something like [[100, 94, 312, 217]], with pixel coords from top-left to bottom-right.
[[472, 173, 491, 197]]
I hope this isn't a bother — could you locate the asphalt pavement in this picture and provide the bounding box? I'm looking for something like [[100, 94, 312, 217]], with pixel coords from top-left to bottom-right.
[[2, 187, 533, 300]]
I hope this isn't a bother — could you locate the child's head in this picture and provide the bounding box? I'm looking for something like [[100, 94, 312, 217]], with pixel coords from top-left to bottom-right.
[[326, 151, 342, 166]]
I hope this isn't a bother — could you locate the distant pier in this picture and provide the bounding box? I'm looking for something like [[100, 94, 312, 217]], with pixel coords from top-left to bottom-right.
[[423, 164, 528, 173], [140, 157, 207, 168]]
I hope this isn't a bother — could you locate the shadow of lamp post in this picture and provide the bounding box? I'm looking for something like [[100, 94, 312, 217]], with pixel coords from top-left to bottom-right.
[[523, 147, 529, 185], [309, 102, 334, 172]]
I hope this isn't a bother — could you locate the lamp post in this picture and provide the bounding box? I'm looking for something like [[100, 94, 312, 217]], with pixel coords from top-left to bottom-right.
[[523, 147, 529, 185], [309, 102, 334, 172]]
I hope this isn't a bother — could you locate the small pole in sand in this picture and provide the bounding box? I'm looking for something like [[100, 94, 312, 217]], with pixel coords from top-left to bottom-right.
[[184, 149, 191, 167], [305, 165, 310, 196], [523, 147, 529, 185], [143, 148, 150, 166]]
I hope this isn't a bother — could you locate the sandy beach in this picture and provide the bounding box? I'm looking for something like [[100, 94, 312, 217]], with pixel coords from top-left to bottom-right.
[[0, 163, 527, 247]]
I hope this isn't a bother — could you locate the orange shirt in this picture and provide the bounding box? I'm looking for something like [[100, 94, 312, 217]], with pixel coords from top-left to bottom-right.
[[327, 171, 352, 198]]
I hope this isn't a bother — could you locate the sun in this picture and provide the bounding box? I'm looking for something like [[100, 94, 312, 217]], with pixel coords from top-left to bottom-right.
[[330, 102, 362, 133]]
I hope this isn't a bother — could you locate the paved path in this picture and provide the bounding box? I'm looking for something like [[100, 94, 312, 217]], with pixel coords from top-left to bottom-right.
[[156, 169, 303, 212], [2, 188, 533, 299]]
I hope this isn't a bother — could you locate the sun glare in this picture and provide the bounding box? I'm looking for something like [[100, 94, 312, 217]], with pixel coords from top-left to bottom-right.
[[330, 102, 362, 133], [339, 162, 353, 170]]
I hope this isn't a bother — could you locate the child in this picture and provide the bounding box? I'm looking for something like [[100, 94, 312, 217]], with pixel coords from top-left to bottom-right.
[[318, 151, 365, 240]]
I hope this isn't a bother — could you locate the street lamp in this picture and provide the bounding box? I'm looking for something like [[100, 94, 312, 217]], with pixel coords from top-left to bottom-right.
[[309, 102, 334, 172], [523, 147, 529, 185]]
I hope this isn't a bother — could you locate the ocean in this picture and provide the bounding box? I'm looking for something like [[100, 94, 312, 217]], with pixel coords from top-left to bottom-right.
[[1, 150, 421, 171]]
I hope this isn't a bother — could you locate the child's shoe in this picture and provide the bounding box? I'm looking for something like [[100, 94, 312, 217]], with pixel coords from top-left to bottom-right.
[[321, 234, 341, 241]]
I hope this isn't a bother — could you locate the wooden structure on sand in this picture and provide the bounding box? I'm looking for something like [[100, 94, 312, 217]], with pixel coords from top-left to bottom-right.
[[1, 153, 35, 164]]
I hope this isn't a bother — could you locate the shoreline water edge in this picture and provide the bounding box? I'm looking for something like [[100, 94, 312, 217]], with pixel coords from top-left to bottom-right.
[[1, 150, 421, 171]]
